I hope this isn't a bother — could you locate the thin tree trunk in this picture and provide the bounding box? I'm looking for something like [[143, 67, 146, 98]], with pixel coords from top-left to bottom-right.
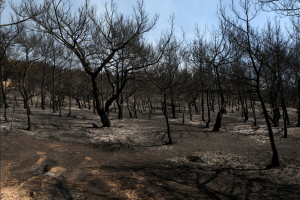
[[88, 94, 91, 110], [206, 90, 211, 128], [283, 108, 287, 138], [4, 105, 8, 123], [163, 93, 172, 144], [213, 67, 225, 132], [211, 93, 215, 112], [297, 79, 300, 127], [257, 86, 279, 167], [201, 89, 205, 121], [117, 96, 123, 120], [250, 92, 257, 126], [127, 99, 133, 118], [41, 63, 46, 110], [11, 98, 16, 127], [170, 88, 176, 119], [188, 102, 193, 121], [0, 67, 9, 109], [93, 99, 96, 114], [194, 100, 199, 114], [52, 65, 56, 113], [133, 92, 137, 118], [26, 100, 31, 130]]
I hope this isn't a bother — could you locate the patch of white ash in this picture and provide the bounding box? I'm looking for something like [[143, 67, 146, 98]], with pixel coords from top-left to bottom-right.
[[86, 121, 156, 145], [167, 151, 260, 169], [228, 125, 285, 144]]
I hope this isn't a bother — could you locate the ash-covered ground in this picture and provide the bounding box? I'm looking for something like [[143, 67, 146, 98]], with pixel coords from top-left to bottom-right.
[[1, 102, 300, 199]]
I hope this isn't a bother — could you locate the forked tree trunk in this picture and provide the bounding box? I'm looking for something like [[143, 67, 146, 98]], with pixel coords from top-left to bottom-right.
[[91, 75, 111, 127]]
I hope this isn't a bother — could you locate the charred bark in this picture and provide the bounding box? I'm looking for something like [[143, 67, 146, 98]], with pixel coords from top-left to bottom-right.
[[162, 93, 172, 144], [206, 90, 211, 128], [91, 75, 111, 127]]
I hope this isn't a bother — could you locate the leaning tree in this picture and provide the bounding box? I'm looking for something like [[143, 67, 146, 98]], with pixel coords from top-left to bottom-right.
[[219, 0, 280, 167]]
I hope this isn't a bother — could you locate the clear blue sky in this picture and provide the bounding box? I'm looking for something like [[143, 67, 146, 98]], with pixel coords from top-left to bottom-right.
[[1, 0, 289, 41]]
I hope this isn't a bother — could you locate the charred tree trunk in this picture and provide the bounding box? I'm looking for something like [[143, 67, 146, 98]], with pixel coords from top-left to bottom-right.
[[67, 92, 72, 117], [75, 94, 82, 109], [212, 109, 225, 131], [170, 88, 176, 119], [41, 75, 46, 110], [0, 70, 9, 109], [238, 88, 248, 122], [67, 70, 72, 117], [249, 92, 257, 126], [194, 100, 199, 114], [88, 94, 91, 110], [91, 75, 111, 127], [206, 90, 211, 128], [127, 99, 133, 118], [270, 90, 280, 127], [117, 95, 123, 120], [201, 89, 205, 121], [257, 85, 279, 167], [211, 93, 215, 112], [3, 104, 8, 123], [57, 71, 62, 116], [283, 107, 288, 138], [163, 92, 172, 144], [279, 82, 288, 138], [188, 102, 193, 121], [93, 100, 96, 114], [297, 79, 300, 127], [133, 92, 137, 118], [26, 99, 31, 130], [212, 66, 225, 132], [52, 64, 56, 113]]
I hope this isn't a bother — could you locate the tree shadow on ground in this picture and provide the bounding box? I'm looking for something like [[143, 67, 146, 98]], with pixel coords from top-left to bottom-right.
[[98, 161, 300, 200]]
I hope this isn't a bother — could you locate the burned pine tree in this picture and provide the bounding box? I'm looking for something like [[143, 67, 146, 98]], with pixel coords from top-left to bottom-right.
[[15, 0, 162, 127], [219, 0, 280, 167]]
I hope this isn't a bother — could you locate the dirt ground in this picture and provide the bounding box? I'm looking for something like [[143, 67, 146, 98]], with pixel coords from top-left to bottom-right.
[[1, 99, 300, 199]]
